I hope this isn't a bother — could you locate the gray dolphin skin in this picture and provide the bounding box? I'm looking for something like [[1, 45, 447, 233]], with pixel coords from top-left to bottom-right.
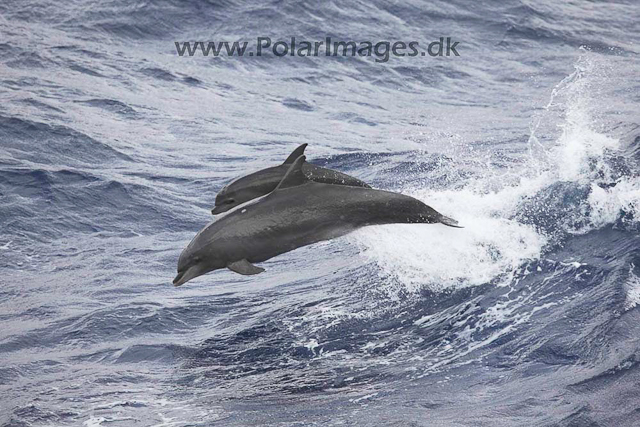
[[174, 155, 460, 286], [211, 143, 370, 215]]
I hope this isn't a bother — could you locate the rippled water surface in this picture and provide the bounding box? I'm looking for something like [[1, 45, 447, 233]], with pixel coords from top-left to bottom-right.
[[1, 1, 640, 426]]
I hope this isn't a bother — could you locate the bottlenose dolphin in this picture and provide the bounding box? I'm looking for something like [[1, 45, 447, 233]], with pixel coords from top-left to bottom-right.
[[174, 155, 460, 286], [211, 143, 370, 214]]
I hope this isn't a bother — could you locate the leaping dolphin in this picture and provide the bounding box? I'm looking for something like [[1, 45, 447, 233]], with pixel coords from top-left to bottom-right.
[[211, 143, 370, 214], [174, 155, 460, 286]]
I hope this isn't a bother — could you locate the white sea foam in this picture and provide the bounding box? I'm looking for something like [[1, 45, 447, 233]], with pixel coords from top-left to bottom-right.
[[83, 417, 106, 427], [624, 266, 640, 311], [351, 189, 546, 293], [351, 50, 638, 293], [586, 179, 640, 230]]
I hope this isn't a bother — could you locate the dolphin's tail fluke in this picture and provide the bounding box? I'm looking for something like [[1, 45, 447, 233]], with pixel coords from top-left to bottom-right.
[[438, 214, 463, 228]]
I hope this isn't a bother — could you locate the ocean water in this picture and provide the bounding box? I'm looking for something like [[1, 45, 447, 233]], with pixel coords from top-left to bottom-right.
[[1, 0, 640, 426]]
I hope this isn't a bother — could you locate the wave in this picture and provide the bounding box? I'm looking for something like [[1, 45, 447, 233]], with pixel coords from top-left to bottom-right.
[[1, 1, 639, 425], [352, 50, 640, 294], [0, 115, 133, 166]]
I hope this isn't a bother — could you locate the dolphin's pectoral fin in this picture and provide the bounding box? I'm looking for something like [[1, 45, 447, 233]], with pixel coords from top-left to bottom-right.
[[276, 155, 308, 190], [283, 143, 308, 164], [227, 259, 265, 275]]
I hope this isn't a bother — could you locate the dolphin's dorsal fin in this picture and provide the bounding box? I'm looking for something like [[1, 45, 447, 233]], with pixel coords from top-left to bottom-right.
[[276, 155, 308, 190], [283, 143, 308, 164]]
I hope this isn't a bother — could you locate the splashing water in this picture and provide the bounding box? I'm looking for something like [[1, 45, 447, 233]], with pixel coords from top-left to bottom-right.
[[352, 50, 639, 293]]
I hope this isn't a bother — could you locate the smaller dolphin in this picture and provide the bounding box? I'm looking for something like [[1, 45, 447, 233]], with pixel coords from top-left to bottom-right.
[[174, 155, 460, 286], [211, 144, 370, 214]]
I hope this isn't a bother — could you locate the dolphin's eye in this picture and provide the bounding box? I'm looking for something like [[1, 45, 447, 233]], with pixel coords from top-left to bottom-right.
[[225, 199, 235, 205]]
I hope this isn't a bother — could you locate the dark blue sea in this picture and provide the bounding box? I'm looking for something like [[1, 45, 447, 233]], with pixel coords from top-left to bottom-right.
[[1, 1, 640, 426]]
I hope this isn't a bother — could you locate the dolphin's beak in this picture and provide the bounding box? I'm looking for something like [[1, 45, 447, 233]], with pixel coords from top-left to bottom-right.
[[173, 264, 204, 287], [211, 204, 230, 215]]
